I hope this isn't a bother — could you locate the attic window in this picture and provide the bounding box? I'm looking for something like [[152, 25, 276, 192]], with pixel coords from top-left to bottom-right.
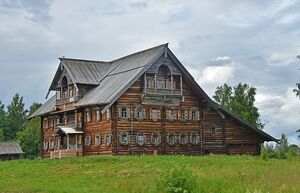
[[96, 110, 101, 122]]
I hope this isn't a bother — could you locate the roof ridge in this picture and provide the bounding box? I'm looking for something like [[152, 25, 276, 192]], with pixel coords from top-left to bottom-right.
[[109, 43, 169, 63], [59, 57, 109, 64]]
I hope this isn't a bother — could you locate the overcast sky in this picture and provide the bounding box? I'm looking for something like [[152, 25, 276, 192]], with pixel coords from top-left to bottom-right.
[[0, 0, 300, 144]]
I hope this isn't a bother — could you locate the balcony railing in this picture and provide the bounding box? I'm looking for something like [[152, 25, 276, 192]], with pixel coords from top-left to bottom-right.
[[146, 88, 182, 95]]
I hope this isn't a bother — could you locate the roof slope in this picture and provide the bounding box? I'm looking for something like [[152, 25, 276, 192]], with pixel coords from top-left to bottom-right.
[[76, 44, 167, 107], [0, 142, 24, 155], [29, 95, 56, 118], [212, 101, 278, 142]]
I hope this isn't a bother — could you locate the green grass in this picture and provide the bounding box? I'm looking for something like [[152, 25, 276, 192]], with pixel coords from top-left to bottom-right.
[[0, 155, 300, 193]]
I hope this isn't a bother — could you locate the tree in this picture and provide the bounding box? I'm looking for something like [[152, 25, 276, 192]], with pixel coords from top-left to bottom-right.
[[17, 102, 42, 158], [0, 101, 7, 135], [297, 129, 300, 140], [294, 56, 300, 140], [5, 94, 27, 140], [213, 83, 264, 129]]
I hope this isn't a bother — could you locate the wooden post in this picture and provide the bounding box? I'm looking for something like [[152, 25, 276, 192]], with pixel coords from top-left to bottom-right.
[[154, 74, 157, 93], [171, 75, 173, 94], [144, 73, 147, 93], [67, 134, 69, 150], [75, 110, 78, 128]]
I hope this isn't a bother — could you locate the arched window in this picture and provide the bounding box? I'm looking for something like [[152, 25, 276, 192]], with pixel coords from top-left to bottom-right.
[[61, 76, 68, 98], [136, 132, 146, 146], [118, 132, 130, 145], [151, 132, 161, 145], [167, 133, 176, 145], [179, 133, 188, 145]]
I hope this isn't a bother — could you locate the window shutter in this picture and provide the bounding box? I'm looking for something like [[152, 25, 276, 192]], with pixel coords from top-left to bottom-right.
[[118, 108, 121, 118], [157, 109, 161, 120], [127, 107, 131, 119], [150, 108, 152, 119], [196, 111, 200, 121], [134, 107, 137, 119], [173, 110, 177, 120], [185, 110, 188, 120], [178, 110, 180, 120], [142, 108, 146, 119], [189, 110, 192, 120]]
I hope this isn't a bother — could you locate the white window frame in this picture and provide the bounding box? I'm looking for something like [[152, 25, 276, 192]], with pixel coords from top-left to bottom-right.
[[136, 132, 146, 146], [118, 132, 130, 145], [134, 106, 145, 120], [95, 134, 101, 145], [104, 133, 112, 145], [85, 135, 91, 146], [151, 108, 158, 121], [167, 133, 176, 145], [166, 109, 174, 121], [151, 132, 161, 146], [190, 133, 200, 145], [96, 110, 101, 122], [179, 133, 188, 145]]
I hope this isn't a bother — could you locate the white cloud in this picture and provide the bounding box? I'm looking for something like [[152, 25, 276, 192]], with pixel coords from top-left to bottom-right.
[[200, 66, 235, 86]]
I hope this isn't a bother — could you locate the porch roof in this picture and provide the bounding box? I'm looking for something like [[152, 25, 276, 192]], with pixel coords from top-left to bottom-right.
[[55, 126, 83, 135]]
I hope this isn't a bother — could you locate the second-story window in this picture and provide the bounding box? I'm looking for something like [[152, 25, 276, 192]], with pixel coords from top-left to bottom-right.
[[151, 108, 158, 121], [85, 111, 91, 123], [179, 109, 186, 121], [134, 106, 145, 120], [118, 107, 130, 119], [96, 110, 101, 122], [166, 109, 175, 121]]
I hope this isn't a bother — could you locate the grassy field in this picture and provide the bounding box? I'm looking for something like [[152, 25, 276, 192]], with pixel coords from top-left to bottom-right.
[[0, 155, 300, 193]]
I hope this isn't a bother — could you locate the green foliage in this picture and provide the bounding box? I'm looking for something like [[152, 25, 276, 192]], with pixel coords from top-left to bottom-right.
[[0, 128, 4, 141], [160, 167, 197, 193], [213, 83, 264, 129], [17, 117, 41, 159], [297, 129, 300, 141], [5, 94, 27, 140], [0, 156, 300, 193]]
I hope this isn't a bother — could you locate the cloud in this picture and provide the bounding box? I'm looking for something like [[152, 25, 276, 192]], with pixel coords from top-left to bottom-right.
[[0, 0, 300, 144]]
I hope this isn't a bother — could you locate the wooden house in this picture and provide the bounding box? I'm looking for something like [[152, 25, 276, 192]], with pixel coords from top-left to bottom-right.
[[30, 44, 277, 158], [0, 142, 24, 160]]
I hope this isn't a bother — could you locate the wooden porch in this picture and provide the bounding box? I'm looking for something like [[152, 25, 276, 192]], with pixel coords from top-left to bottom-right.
[[50, 149, 83, 159]]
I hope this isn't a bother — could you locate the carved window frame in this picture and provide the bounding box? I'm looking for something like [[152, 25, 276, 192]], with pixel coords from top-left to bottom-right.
[[134, 106, 145, 120], [167, 133, 176, 146], [104, 133, 112, 145], [136, 132, 146, 146], [85, 135, 91, 146], [95, 134, 101, 145], [118, 132, 130, 145], [151, 132, 161, 146], [179, 133, 188, 145], [190, 133, 200, 145]]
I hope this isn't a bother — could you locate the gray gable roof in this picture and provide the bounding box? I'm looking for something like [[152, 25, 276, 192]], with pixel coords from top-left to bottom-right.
[[76, 43, 167, 107], [29, 94, 56, 118], [0, 142, 24, 155]]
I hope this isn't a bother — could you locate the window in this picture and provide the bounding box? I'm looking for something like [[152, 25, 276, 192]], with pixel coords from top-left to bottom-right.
[[166, 109, 174, 121], [118, 132, 130, 145], [151, 108, 158, 121], [136, 132, 146, 146], [69, 87, 74, 97], [134, 106, 145, 120], [95, 134, 101, 145], [96, 110, 101, 122], [191, 111, 196, 121], [56, 91, 61, 100], [179, 110, 185, 121], [167, 133, 176, 145], [151, 132, 161, 145], [43, 118, 48, 129], [179, 133, 188, 145], [104, 133, 112, 145], [85, 135, 91, 146], [106, 109, 110, 119], [190, 133, 199, 145], [43, 141, 48, 151], [50, 140, 55, 150], [118, 107, 130, 119], [157, 79, 164, 89], [85, 111, 91, 123], [211, 127, 216, 136]]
